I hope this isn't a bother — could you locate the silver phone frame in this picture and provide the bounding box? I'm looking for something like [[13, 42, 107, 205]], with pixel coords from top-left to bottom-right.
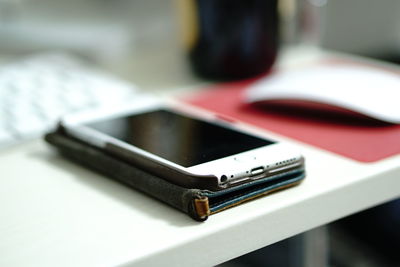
[[61, 100, 304, 191]]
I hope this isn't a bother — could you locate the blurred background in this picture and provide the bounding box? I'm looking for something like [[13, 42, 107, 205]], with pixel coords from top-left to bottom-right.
[[1, 0, 399, 86], [0, 0, 190, 90], [0, 0, 399, 266]]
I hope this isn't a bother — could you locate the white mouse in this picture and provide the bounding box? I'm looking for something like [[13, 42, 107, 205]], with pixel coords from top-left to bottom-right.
[[245, 64, 400, 124]]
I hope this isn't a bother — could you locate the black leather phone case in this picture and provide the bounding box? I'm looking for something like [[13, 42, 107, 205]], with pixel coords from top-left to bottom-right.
[[45, 128, 305, 221]]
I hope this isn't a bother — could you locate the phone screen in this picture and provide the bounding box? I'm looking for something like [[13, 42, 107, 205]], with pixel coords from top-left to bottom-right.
[[84, 109, 274, 167]]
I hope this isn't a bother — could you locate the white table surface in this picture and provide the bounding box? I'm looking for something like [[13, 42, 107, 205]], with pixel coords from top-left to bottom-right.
[[1, 46, 399, 267]]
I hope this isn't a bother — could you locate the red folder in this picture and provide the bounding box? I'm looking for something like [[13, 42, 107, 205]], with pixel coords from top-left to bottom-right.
[[183, 79, 400, 163]]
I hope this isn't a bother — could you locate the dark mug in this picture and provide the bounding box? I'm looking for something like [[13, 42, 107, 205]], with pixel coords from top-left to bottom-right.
[[179, 0, 279, 80]]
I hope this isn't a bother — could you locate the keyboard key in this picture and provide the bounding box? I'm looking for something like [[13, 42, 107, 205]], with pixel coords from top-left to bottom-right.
[[0, 129, 16, 148], [0, 52, 144, 149]]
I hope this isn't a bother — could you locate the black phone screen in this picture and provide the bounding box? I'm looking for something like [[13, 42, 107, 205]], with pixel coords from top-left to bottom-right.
[[85, 109, 274, 167]]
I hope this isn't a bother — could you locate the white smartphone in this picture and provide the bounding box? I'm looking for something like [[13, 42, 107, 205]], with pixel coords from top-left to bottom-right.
[[61, 101, 304, 191]]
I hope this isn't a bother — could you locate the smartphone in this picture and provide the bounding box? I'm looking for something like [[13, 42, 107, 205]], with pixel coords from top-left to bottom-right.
[[61, 102, 304, 191]]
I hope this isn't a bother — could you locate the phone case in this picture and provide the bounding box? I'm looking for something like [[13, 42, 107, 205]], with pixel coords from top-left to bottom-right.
[[45, 127, 305, 221]]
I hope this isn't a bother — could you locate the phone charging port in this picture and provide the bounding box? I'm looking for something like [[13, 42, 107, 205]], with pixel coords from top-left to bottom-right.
[[250, 166, 264, 177]]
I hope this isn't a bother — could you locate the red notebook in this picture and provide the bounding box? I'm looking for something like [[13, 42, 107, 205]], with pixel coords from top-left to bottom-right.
[[183, 79, 400, 163]]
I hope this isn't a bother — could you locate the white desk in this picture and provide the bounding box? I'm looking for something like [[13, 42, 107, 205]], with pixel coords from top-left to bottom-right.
[[1, 46, 399, 267]]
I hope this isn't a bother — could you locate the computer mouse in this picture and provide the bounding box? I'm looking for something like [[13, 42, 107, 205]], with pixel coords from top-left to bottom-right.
[[245, 64, 400, 124]]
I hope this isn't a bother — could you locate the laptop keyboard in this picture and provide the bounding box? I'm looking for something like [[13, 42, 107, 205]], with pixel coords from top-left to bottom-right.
[[0, 53, 140, 149]]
